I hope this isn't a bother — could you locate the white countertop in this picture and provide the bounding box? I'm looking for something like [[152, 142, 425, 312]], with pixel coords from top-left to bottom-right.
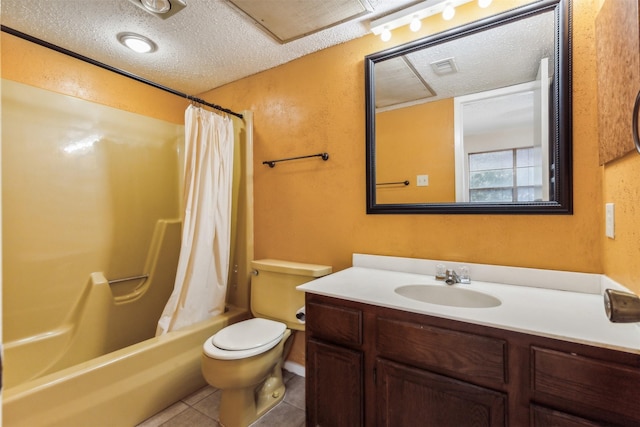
[[297, 254, 640, 355]]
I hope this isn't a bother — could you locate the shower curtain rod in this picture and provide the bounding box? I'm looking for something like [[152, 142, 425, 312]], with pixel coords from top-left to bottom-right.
[[1, 25, 244, 120]]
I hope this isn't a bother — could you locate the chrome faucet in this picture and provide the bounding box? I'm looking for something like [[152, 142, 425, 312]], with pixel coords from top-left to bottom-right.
[[443, 267, 471, 285], [445, 270, 460, 285]]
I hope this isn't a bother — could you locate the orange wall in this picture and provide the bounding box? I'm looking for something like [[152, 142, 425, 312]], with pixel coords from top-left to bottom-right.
[[376, 99, 455, 204], [202, 0, 604, 276], [602, 153, 640, 294], [594, 1, 640, 295], [1, 33, 187, 123], [5, 0, 631, 294]]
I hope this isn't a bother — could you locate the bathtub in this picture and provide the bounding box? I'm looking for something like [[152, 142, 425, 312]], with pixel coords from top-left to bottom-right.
[[2, 217, 251, 426], [3, 307, 250, 426]]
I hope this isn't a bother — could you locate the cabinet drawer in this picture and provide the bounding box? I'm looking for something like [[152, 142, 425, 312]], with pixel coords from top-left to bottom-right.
[[532, 346, 640, 422], [306, 301, 362, 346], [377, 317, 506, 385]]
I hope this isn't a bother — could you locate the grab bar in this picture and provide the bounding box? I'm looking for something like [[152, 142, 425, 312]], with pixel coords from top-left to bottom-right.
[[263, 152, 329, 168], [107, 274, 149, 285]]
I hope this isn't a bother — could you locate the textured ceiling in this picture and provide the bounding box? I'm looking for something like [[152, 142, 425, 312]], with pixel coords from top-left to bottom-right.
[[375, 9, 555, 109], [1, 0, 418, 95]]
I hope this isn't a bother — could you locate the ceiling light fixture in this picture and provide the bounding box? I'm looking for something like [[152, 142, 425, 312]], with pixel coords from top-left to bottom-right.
[[370, 0, 475, 42], [125, 0, 187, 20], [141, 0, 171, 14], [117, 32, 157, 53]]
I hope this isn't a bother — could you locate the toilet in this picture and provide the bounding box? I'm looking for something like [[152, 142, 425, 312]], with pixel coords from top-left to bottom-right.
[[201, 259, 332, 427]]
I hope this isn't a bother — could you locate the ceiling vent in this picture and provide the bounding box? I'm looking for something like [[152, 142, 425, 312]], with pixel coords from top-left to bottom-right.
[[126, 0, 187, 20], [430, 57, 459, 75], [375, 56, 436, 109], [226, 0, 374, 44]]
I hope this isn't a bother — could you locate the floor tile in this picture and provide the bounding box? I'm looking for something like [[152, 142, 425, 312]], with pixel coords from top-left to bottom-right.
[[250, 402, 305, 427], [192, 388, 223, 420], [283, 375, 305, 410], [159, 408, 220, 427], [138, 372, 305, 427], [183, 385, 218, 406], [136, 402, 189, 427]]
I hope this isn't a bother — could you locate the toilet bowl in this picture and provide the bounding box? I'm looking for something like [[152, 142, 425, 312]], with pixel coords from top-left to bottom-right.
[[201, 259, 331, 427]]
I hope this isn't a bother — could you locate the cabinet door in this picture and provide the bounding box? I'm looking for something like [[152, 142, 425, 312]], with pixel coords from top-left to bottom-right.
[[531, 405, 605, 427], [307, 338, 363, 427], [596, 0, 640, 163], [376, 358, 505, 427]]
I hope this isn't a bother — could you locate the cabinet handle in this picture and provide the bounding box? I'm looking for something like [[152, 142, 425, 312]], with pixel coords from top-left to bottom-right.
[[633, 89, 640, 154]]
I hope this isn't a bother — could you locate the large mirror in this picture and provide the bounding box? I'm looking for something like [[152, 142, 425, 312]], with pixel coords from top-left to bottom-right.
[[365, 0, 571, 214]]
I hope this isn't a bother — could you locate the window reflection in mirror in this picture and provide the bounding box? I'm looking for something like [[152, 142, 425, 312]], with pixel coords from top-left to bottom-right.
[[366, 0, 572, 214]]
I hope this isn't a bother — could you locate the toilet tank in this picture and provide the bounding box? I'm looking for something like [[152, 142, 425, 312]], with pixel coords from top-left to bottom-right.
[[251, 259, 332, 330]]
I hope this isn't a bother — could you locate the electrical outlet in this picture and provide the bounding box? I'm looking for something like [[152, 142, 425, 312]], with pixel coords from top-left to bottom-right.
[[605, 203, 615, 239], [417, 174, 429, 187]]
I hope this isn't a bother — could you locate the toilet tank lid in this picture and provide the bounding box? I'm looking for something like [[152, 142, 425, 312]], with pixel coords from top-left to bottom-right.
[[251, 259, 332, 277]]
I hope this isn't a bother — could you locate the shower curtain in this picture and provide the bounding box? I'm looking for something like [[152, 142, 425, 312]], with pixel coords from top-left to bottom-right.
[[156, 105, 234, 335]]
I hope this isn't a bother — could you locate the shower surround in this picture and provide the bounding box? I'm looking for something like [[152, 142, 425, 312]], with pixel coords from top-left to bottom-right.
[[2, 80, 254, 426]]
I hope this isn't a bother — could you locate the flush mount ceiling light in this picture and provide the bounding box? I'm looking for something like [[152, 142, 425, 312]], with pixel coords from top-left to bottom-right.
[[117, 32, 157, 53], [126, 0, 187, 20], [371, 0, 483, 42]]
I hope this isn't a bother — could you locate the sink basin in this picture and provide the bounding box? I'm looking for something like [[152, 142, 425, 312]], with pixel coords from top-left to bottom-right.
[[394, 285, 501, 308]]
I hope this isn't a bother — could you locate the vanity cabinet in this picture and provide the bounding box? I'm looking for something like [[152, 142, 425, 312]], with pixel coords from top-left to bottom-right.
[[305, 293, 640, 426]]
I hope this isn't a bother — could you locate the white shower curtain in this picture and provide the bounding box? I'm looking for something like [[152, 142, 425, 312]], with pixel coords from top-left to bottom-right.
[[156, 105, 235, 335]]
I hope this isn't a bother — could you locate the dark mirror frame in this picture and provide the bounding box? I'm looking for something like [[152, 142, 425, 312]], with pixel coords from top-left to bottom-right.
[[365, 0, 572, 214]]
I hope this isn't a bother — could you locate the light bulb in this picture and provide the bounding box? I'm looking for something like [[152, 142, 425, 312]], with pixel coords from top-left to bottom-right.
[[478, 0, 492, 8], [381, 28, 392, 42], [442, 4, 456, 21], [117, 33, 157, 53], [409, 17, 422, 32]]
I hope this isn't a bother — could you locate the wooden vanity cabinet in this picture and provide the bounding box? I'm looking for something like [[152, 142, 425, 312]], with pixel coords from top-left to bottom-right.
[[305, 293, 640, 426], [306, 300, 365, 426]]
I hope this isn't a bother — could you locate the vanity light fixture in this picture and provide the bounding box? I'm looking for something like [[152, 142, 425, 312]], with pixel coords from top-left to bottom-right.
[[478, 0, 493, 8], [381, 28, 392, 42], [117, 32, 157, 53], [442, 3, 456, 20], [409, 16, 422, 32], [370, 0, 475, 41]]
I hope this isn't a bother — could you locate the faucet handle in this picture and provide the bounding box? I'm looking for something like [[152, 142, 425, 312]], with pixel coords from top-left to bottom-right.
[[459, 265, 471, 284]]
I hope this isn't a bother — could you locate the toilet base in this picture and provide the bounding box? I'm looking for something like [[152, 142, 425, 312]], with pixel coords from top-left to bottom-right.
[[219, 361, 286, 427]]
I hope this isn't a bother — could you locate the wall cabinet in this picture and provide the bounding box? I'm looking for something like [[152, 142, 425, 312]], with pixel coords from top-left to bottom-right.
[[305, 293, 640, 426]]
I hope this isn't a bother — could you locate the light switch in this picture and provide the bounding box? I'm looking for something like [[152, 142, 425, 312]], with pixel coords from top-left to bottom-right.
[[605, 203, 615, 239], [417, 174, 429, 187]]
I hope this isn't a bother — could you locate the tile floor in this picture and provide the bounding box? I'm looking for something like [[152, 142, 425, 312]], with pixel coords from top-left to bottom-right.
[[136, 371, 305, 427]]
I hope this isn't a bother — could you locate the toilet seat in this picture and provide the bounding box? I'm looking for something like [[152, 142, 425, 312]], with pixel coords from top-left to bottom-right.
[[203, 318, 286, 360]]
